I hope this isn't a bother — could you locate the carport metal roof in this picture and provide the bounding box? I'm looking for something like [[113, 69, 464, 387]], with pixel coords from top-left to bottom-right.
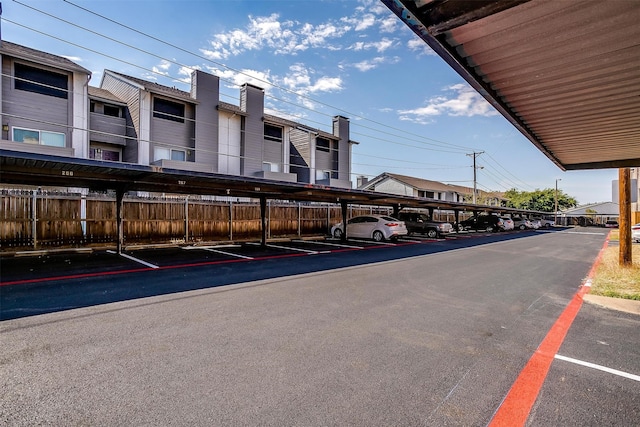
[[382, 0, 640, 170], [0, 149, 541, 216]]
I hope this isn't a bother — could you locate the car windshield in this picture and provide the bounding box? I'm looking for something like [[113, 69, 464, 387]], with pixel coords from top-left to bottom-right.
[[381, 216, 398, 222]]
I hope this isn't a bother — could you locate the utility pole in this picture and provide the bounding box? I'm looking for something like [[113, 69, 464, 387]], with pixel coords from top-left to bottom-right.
[[554, 178, 562, 225], [619, 168, 632, 266], [467, 151, 484, 204]]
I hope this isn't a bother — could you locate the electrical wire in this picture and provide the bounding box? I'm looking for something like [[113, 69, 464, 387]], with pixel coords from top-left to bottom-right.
[[3, 1, 532, 191]]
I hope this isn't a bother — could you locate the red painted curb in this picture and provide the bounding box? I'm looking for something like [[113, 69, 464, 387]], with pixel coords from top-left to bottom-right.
[[488, 233, 610, 426]]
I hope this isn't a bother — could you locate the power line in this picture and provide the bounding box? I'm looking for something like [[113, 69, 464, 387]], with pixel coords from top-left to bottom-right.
[[4, 1, 534, 188]]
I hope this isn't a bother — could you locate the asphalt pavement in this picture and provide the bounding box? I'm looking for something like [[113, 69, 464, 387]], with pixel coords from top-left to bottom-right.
[[1, 228, 638, 426]]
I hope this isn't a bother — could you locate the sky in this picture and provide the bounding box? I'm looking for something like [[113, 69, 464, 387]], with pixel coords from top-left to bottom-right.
[[2, 0, 619, 205]]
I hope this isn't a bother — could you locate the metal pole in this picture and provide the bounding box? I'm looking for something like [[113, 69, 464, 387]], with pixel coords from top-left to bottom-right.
[[116, 187, 125, 254], [260, 196, 267, 247], [554, 178, 562, 225], [184, 196, 189, 243], [229, 200, 233, 241], [31, 189, 37, 249]]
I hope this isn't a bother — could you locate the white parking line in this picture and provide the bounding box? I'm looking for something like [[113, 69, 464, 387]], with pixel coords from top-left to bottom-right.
[[296, 239, 364, 249], [203, 248, 253, 259], [558, 230, 607, 236], [555, 354, 640, 382], [107, 250, 159, 269], [182, 245, 241, 250], [349, 238, 397, 246], [265, 243, 318, 254]]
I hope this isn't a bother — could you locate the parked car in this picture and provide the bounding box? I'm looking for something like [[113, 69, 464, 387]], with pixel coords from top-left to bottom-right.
[[632, 223, 640, 243], [532, 216, 555, 228], [605, 220, 619, 228], [458, 215, 504, 232], [397, 212, 453, 238], [331, 215, 408, 242], [500, 217, 514, 231], [512, 217, 533, 230]]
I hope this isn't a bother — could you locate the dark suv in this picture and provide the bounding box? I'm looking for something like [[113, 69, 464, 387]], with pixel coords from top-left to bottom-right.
[[458, 215, 504, 232], [397, 212, 454, 238]]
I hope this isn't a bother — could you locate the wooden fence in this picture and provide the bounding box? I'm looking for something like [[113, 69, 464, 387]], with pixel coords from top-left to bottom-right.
[[0, 190, 403, 250]]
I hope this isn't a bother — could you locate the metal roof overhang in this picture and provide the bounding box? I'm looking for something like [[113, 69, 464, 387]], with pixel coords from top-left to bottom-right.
[[382, 0, 640, 171], [0, 149, 541, 216]]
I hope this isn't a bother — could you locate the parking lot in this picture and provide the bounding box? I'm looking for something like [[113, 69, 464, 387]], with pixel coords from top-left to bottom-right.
[[1, 227, 639, 426]]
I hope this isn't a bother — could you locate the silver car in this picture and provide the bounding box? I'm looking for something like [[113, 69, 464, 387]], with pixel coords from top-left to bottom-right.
[[331, 215, 408, 242]]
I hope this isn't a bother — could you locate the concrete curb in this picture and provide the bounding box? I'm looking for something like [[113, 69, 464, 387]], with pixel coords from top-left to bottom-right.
[[583, 294, 640, 315]]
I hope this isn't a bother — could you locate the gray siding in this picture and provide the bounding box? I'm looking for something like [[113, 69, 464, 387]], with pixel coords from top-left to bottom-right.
[[240, 84, 264, 176], [150, 99, 195, 160], [333, 116, 350, 181], [2, 57, 71, 145], [315, 151, 332, 173], [263, 134, 282, 165], [89, 112, 127, 145], [289, 129, 310, 183], [101, 73, 142, 140], [191, 71, 219, 171], [289, 129, 310, 166]]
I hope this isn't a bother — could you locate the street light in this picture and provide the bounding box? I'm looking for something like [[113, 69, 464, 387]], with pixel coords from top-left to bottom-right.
[[555, 178, 562, 225]]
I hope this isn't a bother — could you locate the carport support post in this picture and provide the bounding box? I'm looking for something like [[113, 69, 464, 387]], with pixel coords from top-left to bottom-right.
[[454, 210, 460, 233], [340, 200, 348, 242], [619, 168, 632, 266], [393, 204, 400, 218], [115, 187, 125, 254], [260, 196, 268, 247]]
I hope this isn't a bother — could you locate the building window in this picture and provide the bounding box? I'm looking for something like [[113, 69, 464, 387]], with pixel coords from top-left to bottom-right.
[[264, 124, 283, 143], [103, 104, 122, 118], [154, 147, 186, 162], [153, 98, 185, 123], [316, 137, 331, 152], [13, 127, 65, 147], [14, 63, 68, 99], [316, 170, 330, 181], [90, 147, 121, 161], [263, 162, 279, 172]]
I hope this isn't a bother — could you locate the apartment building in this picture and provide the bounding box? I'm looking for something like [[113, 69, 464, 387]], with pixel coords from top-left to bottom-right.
[[0, 40, 354, 189], [359, 172, 506, 206], [0, 40, 90, 158]]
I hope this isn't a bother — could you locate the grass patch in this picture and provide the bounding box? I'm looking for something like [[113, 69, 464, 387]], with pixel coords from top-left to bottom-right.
[[590, 243, 640, 300]]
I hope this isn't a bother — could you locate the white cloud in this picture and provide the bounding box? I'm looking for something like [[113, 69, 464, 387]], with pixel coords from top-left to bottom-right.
[[308, 76, 342, 93], [349, 37, 395, 53], [209, 67, 274, 92], [282, 64, 343, 94], [379, 16, 398, 33], [355, 14, 376, 31], [408, 37, 435, 56], [352, 56, 398, 72], [398, 84, 498, 123]]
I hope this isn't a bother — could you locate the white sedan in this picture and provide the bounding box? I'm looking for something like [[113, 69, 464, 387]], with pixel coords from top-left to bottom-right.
[[331, 215, 408, 242], [632, 223, 640, 243]]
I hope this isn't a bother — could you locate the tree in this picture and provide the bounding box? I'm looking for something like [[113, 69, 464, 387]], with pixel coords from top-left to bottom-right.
[[504, 188, 577, 212]]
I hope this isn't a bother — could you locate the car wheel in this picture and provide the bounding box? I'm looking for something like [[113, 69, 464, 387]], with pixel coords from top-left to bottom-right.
[[486, 225, 494, 232], [519, 224, 526, 230], [372, 230, 384, 242], [426, 229, 438, 238], [333, 228, 343, 239]]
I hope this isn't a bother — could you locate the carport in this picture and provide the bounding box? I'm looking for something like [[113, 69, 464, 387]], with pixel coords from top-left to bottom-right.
[[0, 148, 543, 252], [382, 0, 640, 263]]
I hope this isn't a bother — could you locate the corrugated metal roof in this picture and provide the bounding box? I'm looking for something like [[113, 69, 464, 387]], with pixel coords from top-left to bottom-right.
[[383, 0, 640, 170]]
